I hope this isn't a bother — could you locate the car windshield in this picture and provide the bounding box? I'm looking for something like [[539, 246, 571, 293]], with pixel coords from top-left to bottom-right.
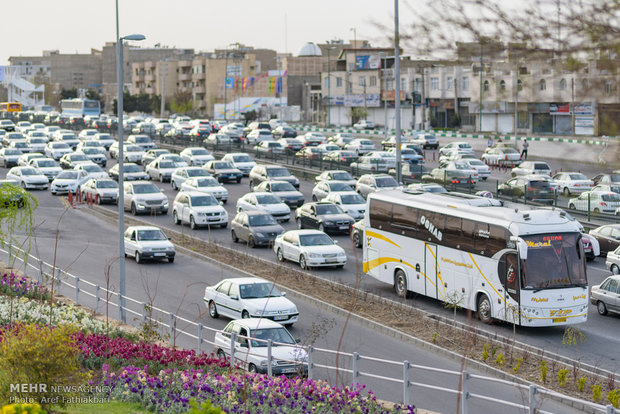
[[166, 155, 183, 163], [83, 148, 99, 154], [360, 140, 374, 145], [232, 155, 252, 162], [267, 168, 291, 177], [134, 137, 150, 143], [329, 182, 353, 192], [504, 148, 519, 154], [249, 327, 296, 347], [82, 165, 102, 172], [96, 181, 118, 189], [453, 162, 470, 170], [299, 233, 334, 246], [239, 282, 281, 299], [521, 233, 587, 289], [191, 195, 218, 206], [56, 171, 78, 179], [249, 214, 278, 226], [95, 134, 112, 140], [20, 168, 39, 176], [316, 204, 345, 215], [375, 177, 399, 187], [271, 182, 295, 192], [159, 161, 175, 169], [609, 174, 620, 183], [72, 155, 89, 161], [195, 178, 219, 187], [213, 162, 234, 169], [4, 149, 22, 155], [528, 181, 550, 189], [256, 194, 281, 204], [191, 149, 209, 155], [30, 138, 45, 143], [602, 193, 620, 202], [340, 194, 365, 204], [534, 163, 550, 170], [569, 173, 588, 180], [37, 160, 57, 167], [136, 229, 167, 241], [187, 169, 210, 177], [52, 143, 70, 149], [469, 160, 485, 166], [132, 184, 159, 194], [60, 134, 76, 140], [124, 165, 142, 173]]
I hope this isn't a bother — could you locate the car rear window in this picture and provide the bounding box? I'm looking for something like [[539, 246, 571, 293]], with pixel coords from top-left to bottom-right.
[[602, 194, 620, 202], [529, 181, 550, 189], [534, 163, 550, 170]]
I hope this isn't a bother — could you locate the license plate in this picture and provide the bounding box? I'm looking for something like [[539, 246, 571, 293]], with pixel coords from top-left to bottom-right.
[[326, 260, 338, 264], [339, 226, 349, 230], [281, 368, 295, 373], [274, 315, 288, 321], [154, 253, 166, 257], [552, 317, 567, 323]]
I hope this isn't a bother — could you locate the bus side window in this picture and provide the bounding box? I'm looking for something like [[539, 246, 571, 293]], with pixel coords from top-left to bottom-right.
[[488, 225, 509, 256], [369, 199, 392, 230], [460, 220, 475, 253], [444, 216, 462, 249], [475, 222, 490, 254]]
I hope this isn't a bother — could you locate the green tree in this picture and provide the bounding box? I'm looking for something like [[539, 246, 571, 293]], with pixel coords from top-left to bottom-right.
[[350, 107, 368, 125], [0, 183, 38, 262], [60, 88, 78, 100], [243, 110, 258, 123], [170, 90, 193, 115]]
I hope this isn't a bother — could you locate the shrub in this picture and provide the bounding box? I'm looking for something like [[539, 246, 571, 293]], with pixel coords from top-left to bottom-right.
[[538, 361, 548, 383], [513, 357, 523, 373], [482, 343, 490, 361], [0, 273, 49, 301], [593, 384, 602, 402], [557, 369, 569, 387], [495, 353, 505, 366], [577, 377, 587, 392], [0, 324, 88, 408], [187, 399, 225, 414], [0, 403, 46, 414], [608, 389, 619, 408]]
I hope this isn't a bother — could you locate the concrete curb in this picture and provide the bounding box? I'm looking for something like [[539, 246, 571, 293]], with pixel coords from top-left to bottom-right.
[[82, 204, 607, 414]]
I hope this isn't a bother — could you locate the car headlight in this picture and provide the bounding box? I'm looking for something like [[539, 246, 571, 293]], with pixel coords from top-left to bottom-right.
[[290, 307, 297, 313], [197, 212, 206, 216], [323, 220, 334, 225], [338, 251, 346, 257], [163, 202, 169, 207], [308, 253, 321, 258]]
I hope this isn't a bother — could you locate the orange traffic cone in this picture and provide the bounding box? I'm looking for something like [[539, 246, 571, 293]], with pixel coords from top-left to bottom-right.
[[67, 190, 73, 207]]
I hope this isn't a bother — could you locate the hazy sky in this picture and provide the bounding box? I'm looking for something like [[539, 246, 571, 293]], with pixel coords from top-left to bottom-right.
[[1, 1, 418, 65]]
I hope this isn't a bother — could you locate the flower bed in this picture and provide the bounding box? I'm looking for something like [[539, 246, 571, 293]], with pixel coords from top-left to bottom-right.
[[92, 364, 413, 414], [0, 272, 49, 300]]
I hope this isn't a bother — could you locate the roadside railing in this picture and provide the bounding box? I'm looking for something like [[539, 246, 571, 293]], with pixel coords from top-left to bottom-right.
[[0, 241, 617, 413]]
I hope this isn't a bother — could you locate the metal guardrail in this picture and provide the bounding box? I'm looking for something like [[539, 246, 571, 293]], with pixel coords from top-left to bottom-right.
[[0, 241, 617, 413]]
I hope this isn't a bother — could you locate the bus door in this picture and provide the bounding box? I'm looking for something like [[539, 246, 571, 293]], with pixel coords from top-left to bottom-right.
[[425, 243, 438, 299], [498, 252, 520, 323]]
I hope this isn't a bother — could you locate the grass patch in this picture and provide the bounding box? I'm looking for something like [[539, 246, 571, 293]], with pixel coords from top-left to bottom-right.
[[56, 400, 150, 413]]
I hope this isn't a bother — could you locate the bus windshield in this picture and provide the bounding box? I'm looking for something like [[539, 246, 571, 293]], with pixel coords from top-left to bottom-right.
[[520, 233, 587, 290]]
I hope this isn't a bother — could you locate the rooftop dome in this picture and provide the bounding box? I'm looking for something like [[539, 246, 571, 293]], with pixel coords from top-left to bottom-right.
[[298, 42, 322, 57]]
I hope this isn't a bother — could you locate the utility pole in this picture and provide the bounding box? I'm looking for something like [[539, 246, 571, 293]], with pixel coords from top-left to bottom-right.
[[571, 77, 575, 136], [327, 48, 332, 127], [380, 52, 387, 138], [514, 54, 519, 138], [394, 0, 402, 185], [160, 61, 166, 119], [421, 65, 426, 130], [479, 42, 483, 132], [224, 51, 229, 121]]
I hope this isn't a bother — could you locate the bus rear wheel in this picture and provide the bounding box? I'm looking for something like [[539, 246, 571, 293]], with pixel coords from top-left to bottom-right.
[[394, 270, 408, 298], [477, 295, 493, 324]]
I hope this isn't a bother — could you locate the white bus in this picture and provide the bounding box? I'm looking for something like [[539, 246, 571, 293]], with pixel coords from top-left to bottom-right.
[[363, 190, 590, 327]]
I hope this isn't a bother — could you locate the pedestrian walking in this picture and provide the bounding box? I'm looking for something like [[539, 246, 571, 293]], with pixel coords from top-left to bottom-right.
[[487, 137, 494, 148], [521, 139, 529, 160]]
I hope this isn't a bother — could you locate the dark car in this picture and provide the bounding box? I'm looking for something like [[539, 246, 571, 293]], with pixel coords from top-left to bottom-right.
[[272, 126, 297, 138], [498, 177, 554, 204], [59, 153, 91, 170], [389, 161, 428, 180], [249, 164, 300, 189], [351, 220, 364, 248], [204, 160, 243, 183], [295, 202, 354, 234], [589, 224, 620, 256], [277, 138, 303, 155], [230, 210, 285, 248], [323, 150, 358, 166]]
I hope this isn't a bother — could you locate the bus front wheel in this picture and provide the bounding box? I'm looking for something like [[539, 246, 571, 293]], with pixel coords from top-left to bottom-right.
[[394, 270, 408, 298], [477, 295, 493, 324]]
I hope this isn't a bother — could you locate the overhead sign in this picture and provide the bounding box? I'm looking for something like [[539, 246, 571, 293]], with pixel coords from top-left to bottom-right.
[[344, 94, 380, 107], [574, 102, 594, 115], [355, 55, 380, 70], [226, 65, 242, 76]]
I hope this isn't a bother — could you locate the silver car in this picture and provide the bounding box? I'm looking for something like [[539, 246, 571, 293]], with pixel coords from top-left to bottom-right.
[[590, 274, 620, 316], [123, 181, 169, 215], [230, 210, 284, 248]]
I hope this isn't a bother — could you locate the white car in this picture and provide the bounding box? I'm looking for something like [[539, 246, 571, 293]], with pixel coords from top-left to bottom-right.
[[123, 181, 169, 215], [301, 132, 327, 145], [329, 133, 356, 149], [568, 190, 620, 214], [179, 147, 215, 166], [220, 153, 256, 176], [180, 177, 228, 203], [170, 166, 212, 190], [213, 319, 307, 376], [76, 141, 107, 155], [205, 132, 232, 144], [6, 166, 49, 190], [0, 148, 23, 168], [245, 129, 274, 145], [145, 159, 178, 182], [511, 161, 552, 177], [123, 226, 175, 264], [108, 163, 150, 182], [50, 170, 90, 194], [409, 133, 439, 149], [93, 133, 115, 150], [481, 147, 522, 166], [80, 178, 119, 205], [254, 141, 285, 154], [461, 159, 491, 180], [74, 163, 108, 180], [122, 145, 146, 164], [155, 153, 188, 168], [77, 147, 107, 167], [353, 120, 375, 130], [26, 137, 48, 153], [345, 138, 376, 155], [314, 170, 357, 187], [18, 152, 45, 167], [386, 147, 424, 163], [55, 132, 80, 150], [204, 277, 298, 325], [439, 142, 475, 157], [236, 192, 291, 222], [552, 172, 594, 196], [322, 192, 367, 221], [172, 191, 228, 229], [252, 180, 305, 208], [44, 142, 73, 160], [29, 158, 62, 181], [78, 129, 98, 141], [311, 181, 355, 202], [364, 151, 397, 169], [274, 229, 346, 270], [127, 134, 156, 150]]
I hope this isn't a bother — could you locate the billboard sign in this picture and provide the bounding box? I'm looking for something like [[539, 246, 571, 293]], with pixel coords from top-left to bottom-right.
[[355, 55, 380, 70]]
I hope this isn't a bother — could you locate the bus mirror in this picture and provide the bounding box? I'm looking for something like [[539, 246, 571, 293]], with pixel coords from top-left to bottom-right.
[[510, 236, 528, 260]]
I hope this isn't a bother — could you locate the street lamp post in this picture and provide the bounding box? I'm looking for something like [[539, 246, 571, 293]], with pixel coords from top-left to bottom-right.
[[394, 0, 402, 185], [379, 52, 387, 139], [116, 29, 145, 323]]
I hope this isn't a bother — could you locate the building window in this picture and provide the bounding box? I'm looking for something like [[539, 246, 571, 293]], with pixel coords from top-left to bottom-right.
[[517, 79, 523, 91], [370, 76, 377, 87], [539, 79, 546, 91], [401, 78, 407, 91], [462, 76, 469, 91], [559, 78, 567, 90], [347, 81, 352, 93], [336, 77, 342, 88], [447, 76, 453, 90], [430, 77, 439, 91], [499, 80, 506, 91], [415, 78, 421, 91], [387, 79, 394, 90], [483, 80, 489, 92], [324, 77, 329, 88], [358, 76, 366, 87], [605, 80, 613, 95], [582, 79, 589, 90]]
